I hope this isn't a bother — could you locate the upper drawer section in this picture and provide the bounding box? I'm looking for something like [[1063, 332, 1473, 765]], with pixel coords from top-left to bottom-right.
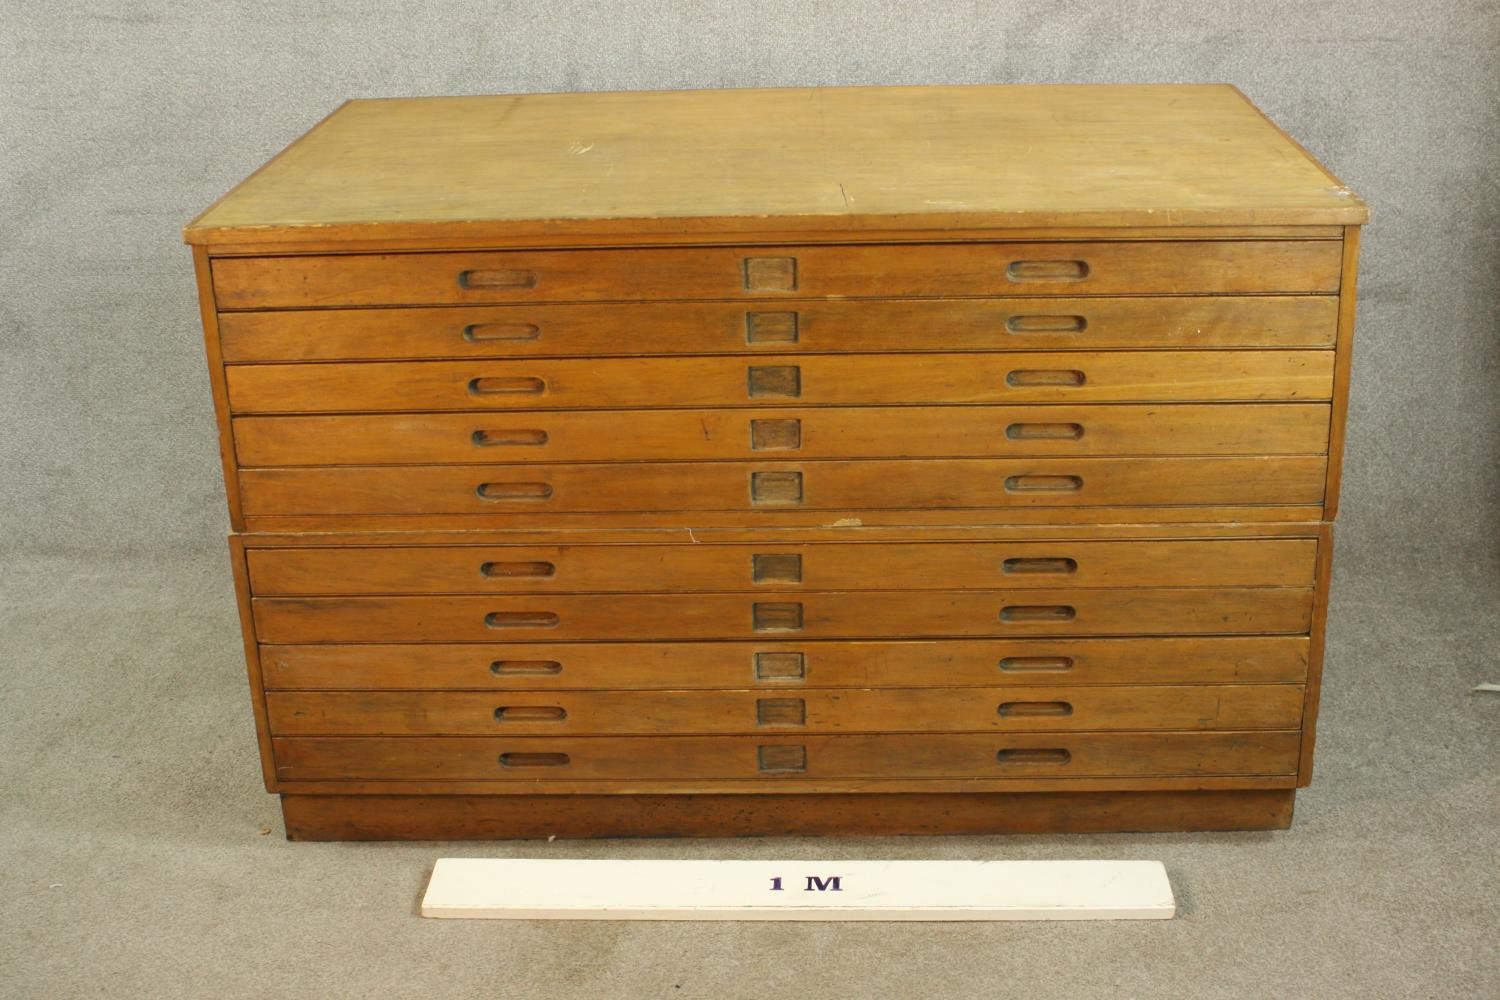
[[210, 241, 1343, 310]]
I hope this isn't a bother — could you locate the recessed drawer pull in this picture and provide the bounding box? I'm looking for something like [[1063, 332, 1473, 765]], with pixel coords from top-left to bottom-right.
[[1006, 369, 1086, 387], [498, 752, 570, 768], [494, 705, 568, 722], [1005, 260, 1090, 282], [1004, 475, 1083, 493], [998, 656, 1074, 673], [464, 322, 541, 342], [753, 602, 805, 632], [472, 429, 549, 447], [491, 660, 563, 677], [468, 376, 545, 395], [1006, 314, 1088, 333], [756, 697, 807, 726], [1002, 557, 1078, 575], [998, 701, 1074, 718], [1000, 605, 1077, 623], [757, 744, 807, 773], [484, 611, 561, 629], [755, 651, 807, 680], [476, 482, 554, 501], [480, 560, 557, 579], [460, 268, 538, 289], [996, 748, 1072, 765], [1006, 422, 1084, 441]]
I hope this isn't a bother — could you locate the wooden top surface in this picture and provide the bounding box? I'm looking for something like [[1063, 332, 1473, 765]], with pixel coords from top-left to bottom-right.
[[185, 84, 1366, 247]]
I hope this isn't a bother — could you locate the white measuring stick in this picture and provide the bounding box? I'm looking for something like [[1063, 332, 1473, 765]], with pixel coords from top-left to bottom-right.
[[420, 858, 1174, 921]]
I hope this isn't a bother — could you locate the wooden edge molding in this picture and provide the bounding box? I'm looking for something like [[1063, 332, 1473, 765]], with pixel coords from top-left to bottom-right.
[[228, 534, 279, 792], [1323, 226, 1362, 519], [1298, 522, 1336, 786], [187, 225, 1349, 254], [239, 507, 1331, 537], [191, 246, 245, 531]]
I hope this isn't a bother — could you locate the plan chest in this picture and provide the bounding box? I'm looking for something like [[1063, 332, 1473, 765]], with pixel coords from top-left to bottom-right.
[[186, 84, 1367, 840]]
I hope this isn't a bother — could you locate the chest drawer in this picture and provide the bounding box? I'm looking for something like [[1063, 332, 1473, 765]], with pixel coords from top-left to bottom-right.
[[234, 403, 1331, 466], [251, 587, 1313, 643], [224, 352, 1334, 413], [217, 296, 1339, 362], [247, 538, 1317, 595], [265, 684, 1305, 736], [260, 636, 1312, 690], [238, 456, 1327, 516], [211, 241, 1343, 309], [271, 731, 1304, 782]]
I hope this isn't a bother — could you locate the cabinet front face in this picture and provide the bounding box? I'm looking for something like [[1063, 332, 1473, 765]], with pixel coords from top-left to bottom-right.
[[188, 85, 1362, 838]]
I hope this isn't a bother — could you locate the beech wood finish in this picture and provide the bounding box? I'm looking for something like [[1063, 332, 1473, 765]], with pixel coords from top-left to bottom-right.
[[187, 83, 1364, 840]]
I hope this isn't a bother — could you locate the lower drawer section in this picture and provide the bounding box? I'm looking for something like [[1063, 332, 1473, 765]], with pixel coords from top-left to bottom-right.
[[271, 731, 1302, 781], [260, 636, 1312, 690], [265, 684, 1304, 735], [252, 588, 1312, 642]]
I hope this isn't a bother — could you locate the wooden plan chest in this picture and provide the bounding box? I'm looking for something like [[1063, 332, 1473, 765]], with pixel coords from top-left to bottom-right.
[[185, 83, 1366, 839]]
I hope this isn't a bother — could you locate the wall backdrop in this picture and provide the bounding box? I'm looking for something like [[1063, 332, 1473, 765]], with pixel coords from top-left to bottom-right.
[[3, 0, 1497, 574]]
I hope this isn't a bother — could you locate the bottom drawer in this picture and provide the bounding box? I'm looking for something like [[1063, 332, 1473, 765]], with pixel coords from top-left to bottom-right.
[[271, 731, 1301, 782]]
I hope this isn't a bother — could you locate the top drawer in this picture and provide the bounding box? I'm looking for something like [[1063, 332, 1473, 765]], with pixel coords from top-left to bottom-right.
[[210, 241, 1343, 309]]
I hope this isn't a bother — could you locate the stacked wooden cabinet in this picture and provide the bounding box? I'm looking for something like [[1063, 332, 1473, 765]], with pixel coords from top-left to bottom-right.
[[185, 84, 1366, 839]]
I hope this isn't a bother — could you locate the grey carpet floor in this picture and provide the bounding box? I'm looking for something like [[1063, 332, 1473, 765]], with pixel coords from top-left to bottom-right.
[[1, 548, 1495, 1000]]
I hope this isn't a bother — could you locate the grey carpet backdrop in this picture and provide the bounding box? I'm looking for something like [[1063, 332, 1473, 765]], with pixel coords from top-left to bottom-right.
[[3, 4, 1498, 999]]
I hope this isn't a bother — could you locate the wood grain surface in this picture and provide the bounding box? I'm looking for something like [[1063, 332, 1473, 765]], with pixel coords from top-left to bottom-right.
[[265, 684, 1305, 736], [259, 635, 1312, 690], [224, 351, 1335, 414], [217, 296, 1339, 362], [233, 403, 1332, 466], [271, 730, 1303, 781], [237, 456, 1329, 515], [184, 84, 1366, 248], [246, 538, 1318, 594], [210, 240, 1341, 308], [251, 587, 1313, 643]]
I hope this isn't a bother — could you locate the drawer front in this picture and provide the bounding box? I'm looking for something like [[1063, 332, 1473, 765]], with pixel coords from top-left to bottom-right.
[[265, 684, 1305, 736], [247, 539, 1318, 595], [212, 241, 1343, 309], [260, 636, 1312, 690], [233, 403, 1332, 466], [238, 456, 1328, 515], [216, 296, 1340, 362], [271, 731, 1304, 781], [251, 588, 1313, 643], [224, 352, 1335, 413]]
